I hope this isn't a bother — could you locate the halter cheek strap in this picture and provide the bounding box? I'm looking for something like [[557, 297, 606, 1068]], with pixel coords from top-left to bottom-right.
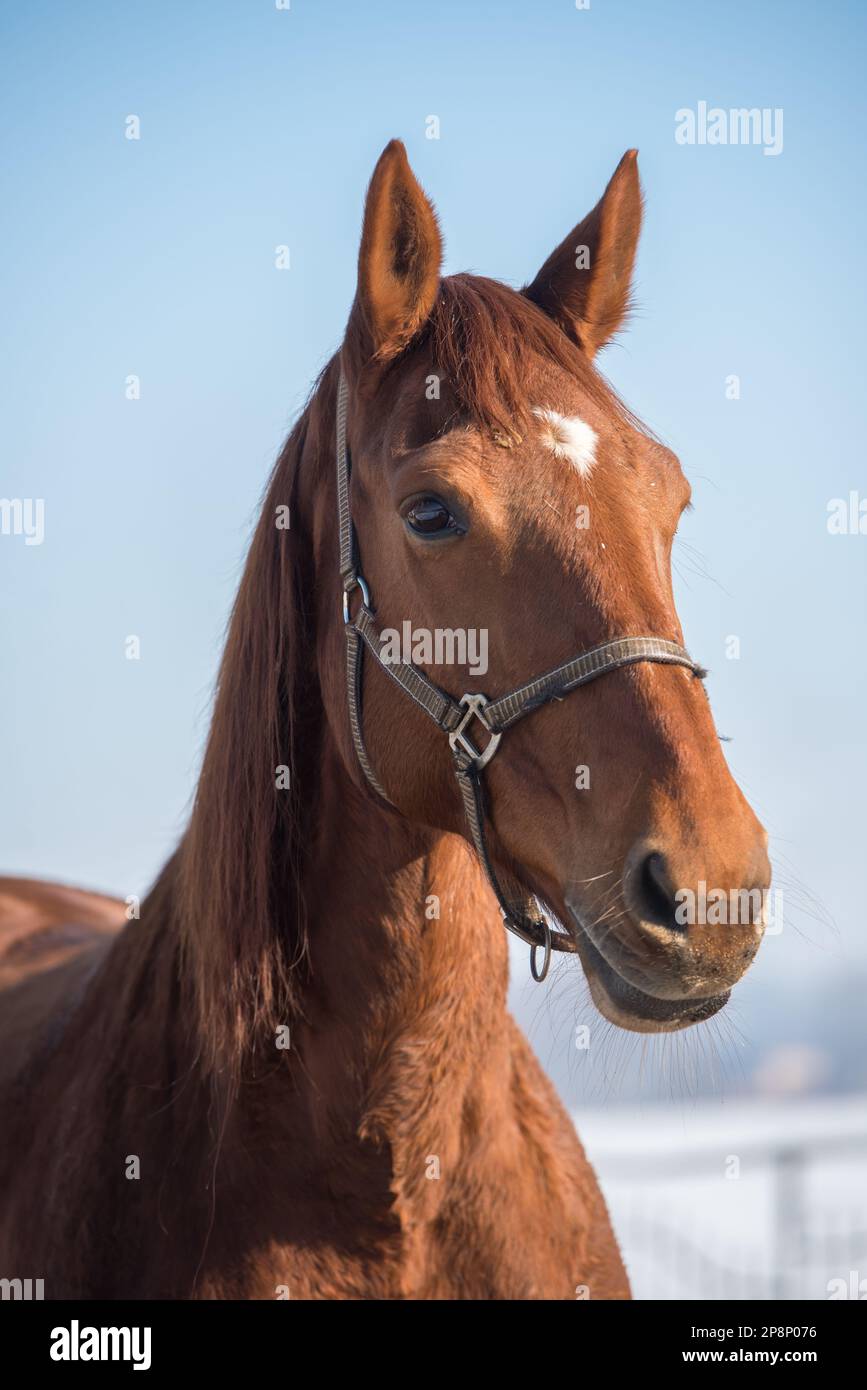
[[336, 372, 704, 981]]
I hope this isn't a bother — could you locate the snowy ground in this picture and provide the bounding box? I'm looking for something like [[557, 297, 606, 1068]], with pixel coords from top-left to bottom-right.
[[576, 1092, 867, 1300]]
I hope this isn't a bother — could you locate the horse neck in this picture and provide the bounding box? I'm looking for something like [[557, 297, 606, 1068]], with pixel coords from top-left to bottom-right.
[[296, 735, 511, 1146], [171, 367, 512, 1174]]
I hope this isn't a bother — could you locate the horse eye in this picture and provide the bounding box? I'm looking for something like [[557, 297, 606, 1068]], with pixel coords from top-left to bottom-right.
[[403, 496, 461, 537]]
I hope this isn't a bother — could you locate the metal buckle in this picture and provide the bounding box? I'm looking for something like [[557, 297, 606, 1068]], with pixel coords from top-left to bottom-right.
[[342, 573, 371, 624], [448, 693, 502, 771]]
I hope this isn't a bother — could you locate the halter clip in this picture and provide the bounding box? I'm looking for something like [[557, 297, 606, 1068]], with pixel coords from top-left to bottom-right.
[[448, 694, 502, 772]]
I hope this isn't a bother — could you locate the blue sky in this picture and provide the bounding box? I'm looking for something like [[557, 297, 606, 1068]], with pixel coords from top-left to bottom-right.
[[1, 0, 865, 1028]]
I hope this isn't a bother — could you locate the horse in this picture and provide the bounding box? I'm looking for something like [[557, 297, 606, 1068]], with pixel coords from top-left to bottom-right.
[[0, 142, 770, 1300]]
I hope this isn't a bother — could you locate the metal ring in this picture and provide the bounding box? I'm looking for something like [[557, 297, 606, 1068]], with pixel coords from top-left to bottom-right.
[[342, 573, 371, 624], [529, 920, 552, 982]]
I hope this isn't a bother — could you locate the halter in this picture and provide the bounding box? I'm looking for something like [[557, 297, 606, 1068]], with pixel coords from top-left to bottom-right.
[[336, 372, 704, 981]]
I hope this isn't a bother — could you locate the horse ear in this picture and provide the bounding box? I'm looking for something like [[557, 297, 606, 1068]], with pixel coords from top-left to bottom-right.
[[348, 139, 442, 365], [523, 150, 643, 358]]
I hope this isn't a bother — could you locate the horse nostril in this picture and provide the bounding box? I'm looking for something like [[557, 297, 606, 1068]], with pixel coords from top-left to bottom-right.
[[635, 851, 685, 933]]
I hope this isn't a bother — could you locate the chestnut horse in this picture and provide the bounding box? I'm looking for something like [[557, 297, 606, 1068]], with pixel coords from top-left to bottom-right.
[[0, 143, 769, 1299]]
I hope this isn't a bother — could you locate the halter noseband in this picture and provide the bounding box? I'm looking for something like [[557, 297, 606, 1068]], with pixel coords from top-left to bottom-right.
[[336, 372, 703, 981]]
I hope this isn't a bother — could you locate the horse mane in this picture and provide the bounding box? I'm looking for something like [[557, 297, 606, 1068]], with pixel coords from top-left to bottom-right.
[[165, 272, 641, 1082], [418, 273, 642, 440], [172, 377, 330, 1079]]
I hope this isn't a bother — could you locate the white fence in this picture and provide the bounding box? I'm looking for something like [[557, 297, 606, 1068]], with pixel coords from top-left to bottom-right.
[[578, 1094, 867, 1300]]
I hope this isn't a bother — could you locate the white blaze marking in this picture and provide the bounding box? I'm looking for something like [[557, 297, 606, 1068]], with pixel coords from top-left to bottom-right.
[[532, 407, 597, 477]]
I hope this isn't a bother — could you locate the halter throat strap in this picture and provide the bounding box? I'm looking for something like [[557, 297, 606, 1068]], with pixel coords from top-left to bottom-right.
[[335, 371, 703, 980]]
